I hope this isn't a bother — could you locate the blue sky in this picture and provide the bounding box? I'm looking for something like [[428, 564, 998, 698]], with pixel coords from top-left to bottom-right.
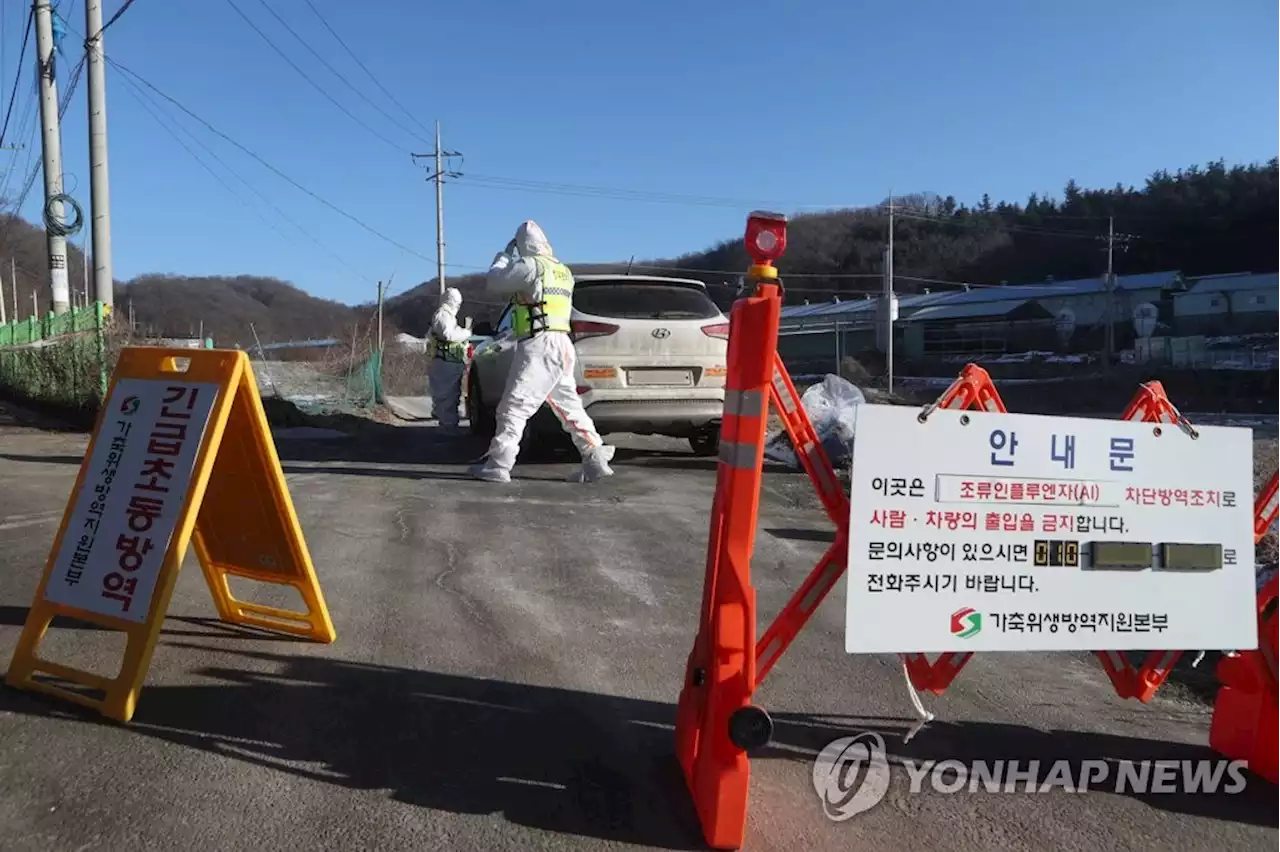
[[5, 0, 1277, 305]]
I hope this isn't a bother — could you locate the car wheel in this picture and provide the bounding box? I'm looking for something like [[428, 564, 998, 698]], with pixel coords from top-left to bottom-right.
[[689, 429, 720, 457], [517, 406, 573, 462], [468, 373, 496, 440]]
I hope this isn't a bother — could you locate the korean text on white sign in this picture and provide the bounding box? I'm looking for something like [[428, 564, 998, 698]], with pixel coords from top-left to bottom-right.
[[845, 404, 1256, 653], [44, 379, 219, 623]]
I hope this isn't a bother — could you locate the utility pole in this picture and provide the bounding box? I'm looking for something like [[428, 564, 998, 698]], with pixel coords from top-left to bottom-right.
[[411, 122, 462, 296], [1102, 215, 1115, 372], [10, 258, 17, 321], [1100, 215, 1134, 373], [84, 0, 113, 308], [0, 268, 6, 324], [882, 194, 895, 395], [375, 280, 385, 353], [33, 0, 70, 314]]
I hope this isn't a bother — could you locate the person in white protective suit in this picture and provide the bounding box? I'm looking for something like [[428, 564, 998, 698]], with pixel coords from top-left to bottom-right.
[[468, 220, 616, 483], [427, 287, 471, 434]]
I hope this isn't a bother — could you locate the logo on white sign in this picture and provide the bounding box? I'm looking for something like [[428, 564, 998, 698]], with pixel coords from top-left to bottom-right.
[[812, 732, 891, 820]]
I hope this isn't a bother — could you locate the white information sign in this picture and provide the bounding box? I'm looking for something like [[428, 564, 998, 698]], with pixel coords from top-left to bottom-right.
[[43, 378, 219, 622], [845, 404, 1257, 653]]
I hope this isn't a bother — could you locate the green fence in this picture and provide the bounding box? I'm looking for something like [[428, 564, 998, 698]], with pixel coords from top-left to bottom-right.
[[246, 347, 385, 417], [0, 302, 110, 411]]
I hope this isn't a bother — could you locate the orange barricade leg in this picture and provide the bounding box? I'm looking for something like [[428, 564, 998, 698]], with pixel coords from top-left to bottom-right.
[[1255, 471, 1278, 545], [675, 283, 780, 851], [1093, 382, 1193, 701], [1209, 577, 1278, 784], [896, 365, 1006, 695], [752, 355, 850, 683]]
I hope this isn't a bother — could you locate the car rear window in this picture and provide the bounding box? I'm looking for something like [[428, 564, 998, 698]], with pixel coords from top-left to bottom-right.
[[574, 283, 721, 320]]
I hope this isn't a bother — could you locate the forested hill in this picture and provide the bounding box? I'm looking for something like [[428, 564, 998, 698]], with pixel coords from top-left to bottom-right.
[[663, 158, 1280, 299], [4, 158, 1275, 344], [384, 158, 1278, 333]]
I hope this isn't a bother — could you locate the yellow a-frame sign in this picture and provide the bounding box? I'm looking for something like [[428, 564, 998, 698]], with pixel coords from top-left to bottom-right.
[[5, 347, 335, 722]]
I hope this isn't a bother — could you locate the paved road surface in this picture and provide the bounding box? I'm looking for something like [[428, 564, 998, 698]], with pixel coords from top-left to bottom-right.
[[0, 412, 1273, 851]]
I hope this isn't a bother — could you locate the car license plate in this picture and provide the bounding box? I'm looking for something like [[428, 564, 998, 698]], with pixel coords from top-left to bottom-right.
[[628, 368, 694, 387]]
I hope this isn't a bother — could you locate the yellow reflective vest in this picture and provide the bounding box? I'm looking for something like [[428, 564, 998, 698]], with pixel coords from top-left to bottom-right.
[[511, 256, 574, 339]]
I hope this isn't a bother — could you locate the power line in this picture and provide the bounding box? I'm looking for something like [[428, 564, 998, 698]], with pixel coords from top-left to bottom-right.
[[300, 0, 433, 140], [0, 7, 32, 148], [893, 209, 1124, 241], [14, 53, 84, 214], [456, 171, 862, 211], [90, 0, 139, 40], [250, 0, 427, 146], [0, 76, 39, 207], [105, 54, 431, 262], [221, 0, 406, 153], [113, 64, 374, 282]]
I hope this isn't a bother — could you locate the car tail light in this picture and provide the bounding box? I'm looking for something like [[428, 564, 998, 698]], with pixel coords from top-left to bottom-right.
[[576, 385, 591, 395], [702, 322, 730, 340], [570, 320, 619, 342]]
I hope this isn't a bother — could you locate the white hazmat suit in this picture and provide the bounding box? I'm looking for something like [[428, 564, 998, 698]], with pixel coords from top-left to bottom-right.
[[427, 287, 471, 432], [468, 221, 615, 483]]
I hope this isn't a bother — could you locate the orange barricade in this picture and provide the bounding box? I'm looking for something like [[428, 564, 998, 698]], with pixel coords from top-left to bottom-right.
[[675, 276, 783, 850], [899, 375, 1272, 703], [1208, 473, 1277, 781], [1209, 575, 1278, 783], [675, 211, 1274, 847]]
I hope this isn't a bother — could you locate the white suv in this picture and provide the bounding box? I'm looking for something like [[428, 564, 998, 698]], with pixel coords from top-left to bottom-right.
[[465, 275, 729, 455]]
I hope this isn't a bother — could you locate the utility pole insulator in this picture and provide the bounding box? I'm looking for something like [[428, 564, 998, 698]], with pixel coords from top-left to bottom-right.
[[411, 121, 462, 297]]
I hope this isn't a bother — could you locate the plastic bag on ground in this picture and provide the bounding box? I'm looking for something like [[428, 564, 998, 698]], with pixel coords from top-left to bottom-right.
[[762, 374, 866, 470]]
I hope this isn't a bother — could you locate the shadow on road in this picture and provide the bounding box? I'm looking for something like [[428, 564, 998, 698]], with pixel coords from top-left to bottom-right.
[[1, 647, 706, 849], [0, 606, 308, 643], [0, 453, 82, 465], [1, 645, 1272, 842], [765, 527, 837, 544], [768, 712, 1276, 828]]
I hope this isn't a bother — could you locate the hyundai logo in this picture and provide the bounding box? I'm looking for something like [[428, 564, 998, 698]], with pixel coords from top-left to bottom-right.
[[651, 328, 671, 339]]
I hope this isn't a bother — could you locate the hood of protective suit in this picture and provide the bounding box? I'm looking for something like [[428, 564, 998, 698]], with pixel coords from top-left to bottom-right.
[[515, 221, 554, 258], [439, 287, 462, 313]]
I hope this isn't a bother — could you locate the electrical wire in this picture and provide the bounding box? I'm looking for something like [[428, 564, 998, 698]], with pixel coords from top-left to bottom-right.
[[14, 53, 84, 215], [105, 54, 432, 263], [250, 0, 428, 146], [893, 209, 1122, 241], [0, 77, 39, 207], [112, 66, 374, 282], [300, 0, 433, 140], [456, 171, 859, 211], [45, 193, 83, 235], [0, 6, 32, 148], [222, 0, 407, 153], [90, 0, 139, 40]]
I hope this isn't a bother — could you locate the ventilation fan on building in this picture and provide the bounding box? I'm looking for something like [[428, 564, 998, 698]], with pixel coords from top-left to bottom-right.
[[1053, 308, 1076, 344], [1132, 302, 1158, 339]]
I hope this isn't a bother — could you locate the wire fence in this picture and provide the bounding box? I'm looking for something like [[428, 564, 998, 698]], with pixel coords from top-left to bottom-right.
[[0, 301, 111, 413], [242, 317, 434, 417], [245, 326, 380, 416], [0, 306, 423, 423]]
